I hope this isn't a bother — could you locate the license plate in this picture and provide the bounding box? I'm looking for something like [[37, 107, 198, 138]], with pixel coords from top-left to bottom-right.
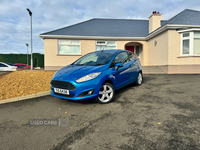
[[54, 88, 69, 95]]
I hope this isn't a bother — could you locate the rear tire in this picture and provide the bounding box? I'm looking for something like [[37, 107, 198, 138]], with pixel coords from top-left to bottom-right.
[[135, 72, 143, 86], [96, 82, 115, 104]]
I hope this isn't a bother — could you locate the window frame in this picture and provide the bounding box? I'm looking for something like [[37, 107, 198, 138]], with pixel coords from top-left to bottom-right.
[[180, 30, 200, 56], [96, 41, 117, 51], [193, 32, 200, 55], [128, 52, 136, 61], [135, 46, 140, 58], [181, 32, 193, 55], [58, 40, 81, 55], [110, 52, 130, 68]]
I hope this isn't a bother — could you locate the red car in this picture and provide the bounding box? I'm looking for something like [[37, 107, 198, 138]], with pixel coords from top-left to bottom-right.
[[14, 64, 34, 69]]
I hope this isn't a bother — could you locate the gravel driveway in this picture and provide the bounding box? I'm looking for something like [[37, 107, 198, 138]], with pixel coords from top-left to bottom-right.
[[0, 74, 200, 150]]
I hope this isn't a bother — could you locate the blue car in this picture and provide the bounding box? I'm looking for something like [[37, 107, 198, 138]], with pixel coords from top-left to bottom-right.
[[50, 50, 143, 104]]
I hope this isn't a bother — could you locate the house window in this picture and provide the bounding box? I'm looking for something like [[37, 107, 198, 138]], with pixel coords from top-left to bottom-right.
[[182, 32, 190, 55], [58, 40, 81, 55], [135, 46, 140, 57], [96, 41, 116, 51], [193, 32, 200, 55], [181, 31, 200, 55]]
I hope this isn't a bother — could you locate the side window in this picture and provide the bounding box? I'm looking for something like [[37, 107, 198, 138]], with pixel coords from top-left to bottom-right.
[[114, 52, 129, 64], [110, 52, 130, 68], [0, 63, 7, 67], [128, 52, 136, 61]]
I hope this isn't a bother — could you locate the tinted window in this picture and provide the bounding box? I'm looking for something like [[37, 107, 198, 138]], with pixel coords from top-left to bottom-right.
[[114, 52, 129, 64], [5, 63, 14, 66], [73, 51, 116, 66], [128, 52, 136, 61], [0, 63, 7, 67], [15, 65, 25, 68], [20, 65, 26, 68]]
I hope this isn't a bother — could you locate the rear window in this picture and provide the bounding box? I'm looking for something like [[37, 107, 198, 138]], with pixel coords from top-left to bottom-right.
[[15, 65, 26, 68], [5, 63, 14, 66], [0, 63, 7, 67], [128, 52, 136, 61]]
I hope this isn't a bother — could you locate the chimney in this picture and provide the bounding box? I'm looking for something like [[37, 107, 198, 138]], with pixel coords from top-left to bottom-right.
[[149, 11, 162, 33]]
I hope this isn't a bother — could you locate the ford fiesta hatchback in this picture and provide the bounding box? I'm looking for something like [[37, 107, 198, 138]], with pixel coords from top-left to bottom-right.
[[50, 50, 143, 104]]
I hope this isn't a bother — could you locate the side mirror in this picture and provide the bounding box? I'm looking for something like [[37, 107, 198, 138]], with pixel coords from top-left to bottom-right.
[[115, 63, 124, 70]]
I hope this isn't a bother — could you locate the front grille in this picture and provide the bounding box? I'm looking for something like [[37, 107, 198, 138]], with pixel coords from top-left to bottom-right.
[[53, 92, 75, 98], [51, 80, 76, 90]]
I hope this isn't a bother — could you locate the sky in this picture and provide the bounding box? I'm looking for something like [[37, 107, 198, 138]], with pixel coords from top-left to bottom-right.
[[0, 0, 200, 54]]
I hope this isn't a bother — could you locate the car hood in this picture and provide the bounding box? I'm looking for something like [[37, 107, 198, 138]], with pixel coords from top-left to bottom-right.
[[53, 65, 108, 80]]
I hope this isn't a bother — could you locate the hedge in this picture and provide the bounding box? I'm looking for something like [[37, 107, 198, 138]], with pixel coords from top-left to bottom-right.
[[0, 53, 44, 67]]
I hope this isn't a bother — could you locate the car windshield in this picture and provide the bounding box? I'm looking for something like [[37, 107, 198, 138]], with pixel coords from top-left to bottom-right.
[[72, 51, 116, 66]]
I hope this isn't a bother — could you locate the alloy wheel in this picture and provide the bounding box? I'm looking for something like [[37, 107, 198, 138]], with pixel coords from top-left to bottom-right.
[[138, 73, 142, 85], [98, 84, 114, 103]]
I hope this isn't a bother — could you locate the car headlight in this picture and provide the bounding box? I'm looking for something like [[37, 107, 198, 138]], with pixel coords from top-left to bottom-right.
[[76, 72, 101, 83]]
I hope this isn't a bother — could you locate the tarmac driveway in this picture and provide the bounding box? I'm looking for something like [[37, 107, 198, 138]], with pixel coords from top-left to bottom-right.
[[0, 74, 200, 150]]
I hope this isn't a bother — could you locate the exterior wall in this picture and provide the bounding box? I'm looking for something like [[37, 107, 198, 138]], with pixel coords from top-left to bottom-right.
[[43, 31, 200, 73], [167, 30, 200, 73], [143, 29, 200, 74], [44, 39, 95, 70], [168, 65, 200, 74], [149, 14, 162, 33], [168, 30, 200, 65], [44, 39, 148, 70], [146, 30, 168, 66]]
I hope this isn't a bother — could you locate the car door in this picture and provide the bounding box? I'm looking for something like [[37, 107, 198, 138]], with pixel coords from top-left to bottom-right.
[[127, 52, 138, 82], [110, 52, 132, 89]]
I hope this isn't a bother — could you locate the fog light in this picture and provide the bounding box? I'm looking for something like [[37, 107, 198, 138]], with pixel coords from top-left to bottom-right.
[[88, 90, 93, 95], [78, 90, 94, 97]]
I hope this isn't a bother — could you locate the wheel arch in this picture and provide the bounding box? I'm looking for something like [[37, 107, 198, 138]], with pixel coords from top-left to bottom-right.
[[103, 79, 114, 86]]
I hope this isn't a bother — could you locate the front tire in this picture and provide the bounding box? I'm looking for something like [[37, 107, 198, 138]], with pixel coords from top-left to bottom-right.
[[135, 72, 143, 86], [97, 82, 115, 104]]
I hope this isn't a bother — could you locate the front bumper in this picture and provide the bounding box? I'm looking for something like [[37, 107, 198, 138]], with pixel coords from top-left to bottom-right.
[[50, 77, 102, 101]]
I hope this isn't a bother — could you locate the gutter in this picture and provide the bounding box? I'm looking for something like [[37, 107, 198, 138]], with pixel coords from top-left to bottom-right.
[[38, 35, 146, 41], [146, 24, 200, 40], [39, 24, 200, 41]]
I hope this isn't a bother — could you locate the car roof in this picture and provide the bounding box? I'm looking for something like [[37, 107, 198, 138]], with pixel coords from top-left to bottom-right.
[[14, 64, 27, 65], [94, 49, 128, 53]]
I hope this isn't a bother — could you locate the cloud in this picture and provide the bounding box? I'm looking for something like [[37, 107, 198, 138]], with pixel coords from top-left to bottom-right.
[[0, 0, 200, 54]]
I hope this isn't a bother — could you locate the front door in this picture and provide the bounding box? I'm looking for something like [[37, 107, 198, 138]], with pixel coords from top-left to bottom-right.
[[110, 52, 132, 90], [126, 46, 134, 53]]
